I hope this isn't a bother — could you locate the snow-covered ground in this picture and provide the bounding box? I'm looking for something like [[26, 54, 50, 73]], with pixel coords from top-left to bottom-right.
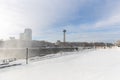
[[0, 47, 120, 80]]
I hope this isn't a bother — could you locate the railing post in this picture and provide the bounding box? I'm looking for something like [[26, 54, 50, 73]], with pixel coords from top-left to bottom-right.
[[26, 48, 29, 64]]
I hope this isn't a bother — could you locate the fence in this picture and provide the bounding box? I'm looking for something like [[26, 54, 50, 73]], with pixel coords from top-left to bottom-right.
[[0, 47, 77, 60]]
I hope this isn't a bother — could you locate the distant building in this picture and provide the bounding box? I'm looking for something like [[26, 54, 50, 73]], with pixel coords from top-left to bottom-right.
[[20, 28, 32, 41], [115, 40, 120, 46], [20, 33, 24, 40], [9, 37, 15, 40]]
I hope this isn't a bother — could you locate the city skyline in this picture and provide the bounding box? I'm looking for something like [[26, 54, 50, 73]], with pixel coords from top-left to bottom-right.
[[0, 0, 120, 43]]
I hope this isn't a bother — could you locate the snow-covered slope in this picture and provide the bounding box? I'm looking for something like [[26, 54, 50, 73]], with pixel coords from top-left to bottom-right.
[[0, 47, 120, 80]]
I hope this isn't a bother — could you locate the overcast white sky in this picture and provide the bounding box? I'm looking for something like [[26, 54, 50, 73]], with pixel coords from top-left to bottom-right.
[[0, 0, 120, 42]]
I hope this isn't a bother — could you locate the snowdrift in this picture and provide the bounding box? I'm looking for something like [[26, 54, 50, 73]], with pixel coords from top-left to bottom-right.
[[0, 47, 120, 80]]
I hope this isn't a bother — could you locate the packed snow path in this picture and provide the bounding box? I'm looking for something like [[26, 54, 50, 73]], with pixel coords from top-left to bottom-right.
[[0, 47, 120, 80]]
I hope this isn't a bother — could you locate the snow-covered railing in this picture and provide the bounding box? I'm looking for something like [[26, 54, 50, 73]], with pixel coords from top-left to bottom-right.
[[0, 58, 21, 69]]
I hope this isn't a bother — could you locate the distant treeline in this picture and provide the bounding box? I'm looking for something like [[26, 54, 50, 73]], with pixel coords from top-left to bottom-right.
[[0, 40, 114, 48], [56, 41, 114, 48]]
